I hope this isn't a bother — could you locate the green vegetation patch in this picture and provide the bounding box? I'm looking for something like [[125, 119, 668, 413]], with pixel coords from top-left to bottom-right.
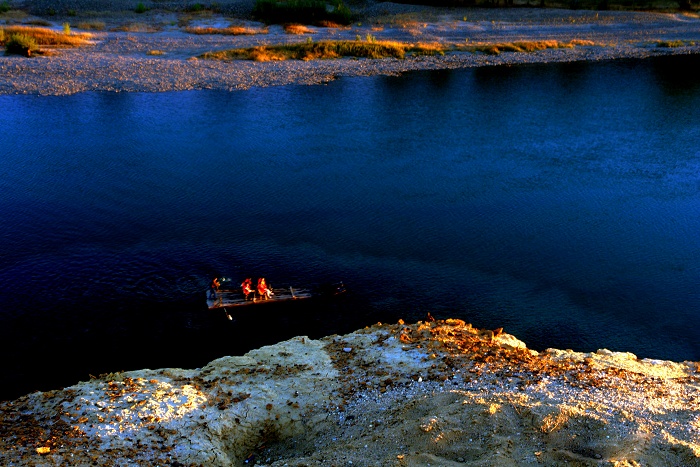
[[198, 38, 599, 62], [655, 39, 698, 47], [200, 39, 445, 61], [0, 25, 93, 47], [3, 33, 39, 56], [461, 39, 595, 55]]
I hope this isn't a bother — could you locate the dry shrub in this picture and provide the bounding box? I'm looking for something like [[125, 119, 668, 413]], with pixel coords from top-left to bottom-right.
[[513, 40, 560, 51], [400, 20, 423, 29], [200, 39, 408, 61], [315, 20, 344, 28], [463, 39, 595, 55], [0, 25, 92, 46], [568, 39, 595, 46], [409, 42, 445, 56], [540, 410, 570, 433], [477, 44, 501, 54], [249, 46, 286, 61], [283, 23, 312, 34], [655, 39, 696, 47]]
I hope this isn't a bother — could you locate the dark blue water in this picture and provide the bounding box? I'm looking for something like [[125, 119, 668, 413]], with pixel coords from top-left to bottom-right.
[[1, 55, 699, 400]]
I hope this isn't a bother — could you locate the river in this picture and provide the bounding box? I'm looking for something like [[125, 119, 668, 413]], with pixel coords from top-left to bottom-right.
[[1, 54, 698, 400]]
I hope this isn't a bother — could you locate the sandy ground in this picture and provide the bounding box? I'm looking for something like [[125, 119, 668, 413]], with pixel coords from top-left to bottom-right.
[[2, 4, 700, 94]]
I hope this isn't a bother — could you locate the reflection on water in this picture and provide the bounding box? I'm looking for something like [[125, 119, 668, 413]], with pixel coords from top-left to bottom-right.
[[1, 55, 699, 400]]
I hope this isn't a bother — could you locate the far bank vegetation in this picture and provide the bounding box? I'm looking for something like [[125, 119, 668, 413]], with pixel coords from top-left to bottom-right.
[[200, 38, 595, 61], [381, 0, 696, 12], [253, 0, 353, 25]]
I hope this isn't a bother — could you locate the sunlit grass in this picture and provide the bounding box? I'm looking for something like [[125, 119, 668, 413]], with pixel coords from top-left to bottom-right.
[[0, 25, 93, 47], [654, 39, 698, 47], [184, 25, 267, 35], [198, 38, 601, 62], [283, 23, 313, 34], [315, 20, 346, 28], [202, 40, 405, 61], [460, 39, 595, 54]]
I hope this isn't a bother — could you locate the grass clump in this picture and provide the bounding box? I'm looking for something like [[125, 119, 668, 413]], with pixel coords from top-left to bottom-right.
[[135, 2, 149, 13], [284, 23, 313, 34], [0, 25, 93, 47], [3, 33, 39, 56], [462, 39, 594, 54], [0, 0, 10, 13], [655, 39, 697, 47], [200, 38, 446, 61], [198, 37, 599, 62], [184, 25, 266, 35], [253, 0, 353, 26]]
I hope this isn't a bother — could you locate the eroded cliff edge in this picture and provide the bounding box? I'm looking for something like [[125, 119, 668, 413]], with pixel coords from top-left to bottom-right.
[[1, 319, 699, 466]]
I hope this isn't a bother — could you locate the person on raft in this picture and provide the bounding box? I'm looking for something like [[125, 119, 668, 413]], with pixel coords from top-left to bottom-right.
[[257, 277, 273, 300], [210, 277, 220, 299], [241, 278, 254, 300]]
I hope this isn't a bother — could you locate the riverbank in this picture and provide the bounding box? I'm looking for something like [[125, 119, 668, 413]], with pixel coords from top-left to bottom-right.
[[1, 319, 698, 466], [2, 5, 700, 95]]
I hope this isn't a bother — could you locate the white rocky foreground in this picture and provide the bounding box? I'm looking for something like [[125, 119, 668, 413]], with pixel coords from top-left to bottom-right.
[[1, 319, 699, 466]]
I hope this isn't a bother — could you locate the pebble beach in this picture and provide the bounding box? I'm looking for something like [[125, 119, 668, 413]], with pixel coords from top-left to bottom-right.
[[2, 4, 700, 95]]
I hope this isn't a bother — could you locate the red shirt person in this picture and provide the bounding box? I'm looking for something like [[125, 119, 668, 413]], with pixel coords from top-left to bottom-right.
[[257, 278, 273, 299], [241, 278, 253, 300]]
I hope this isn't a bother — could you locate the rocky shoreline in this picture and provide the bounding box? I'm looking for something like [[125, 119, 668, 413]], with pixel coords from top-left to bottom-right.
[[1, 319, 698, 466], [2, 6, 700, 95]]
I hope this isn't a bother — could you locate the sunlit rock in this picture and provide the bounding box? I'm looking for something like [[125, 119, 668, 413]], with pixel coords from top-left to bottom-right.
[[1, 319, 698, 466]]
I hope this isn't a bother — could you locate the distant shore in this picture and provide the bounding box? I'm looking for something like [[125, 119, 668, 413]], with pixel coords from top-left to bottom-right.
[[2, 5, 700, 95]]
